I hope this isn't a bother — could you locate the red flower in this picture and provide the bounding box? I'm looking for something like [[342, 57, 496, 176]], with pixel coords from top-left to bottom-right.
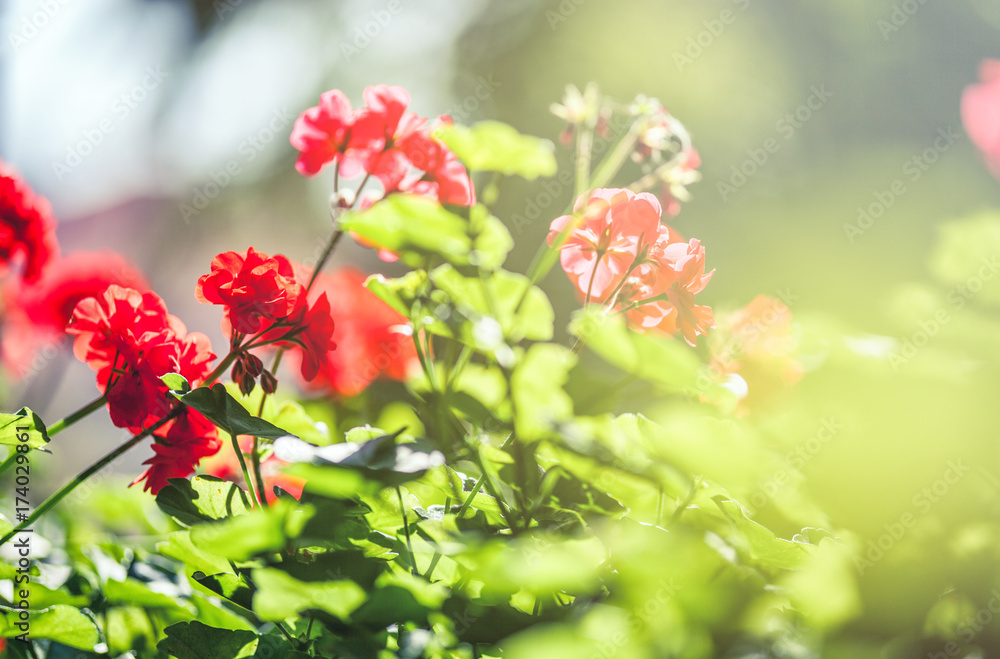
[[962, 59, 1000, 178], [343, 85, 426, 190], [133, 408, 222, 494], [275, 292, 337, 382], [1, 251, 148, 379], [195, 247, 304, 336], [0, 160, 59, 282], [291, 268, 417, 397], [67, 285, 216, 430], [290, 89, 356, 176], [548, 188, 662, 301]]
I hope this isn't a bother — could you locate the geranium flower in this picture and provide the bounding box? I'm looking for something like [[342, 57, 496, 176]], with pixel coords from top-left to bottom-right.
[[548, 188, 662, 301], [290, 268, 417, 397], [1, 251, 147, 379], [274, 292, 337, 382], [962, 59, 1000, 178], [290, 89, 356, 176], [67, 285, 216, 430], [133, 408, 222, 494], [195, 247, 304, 336], [0, 159, 59, 282]]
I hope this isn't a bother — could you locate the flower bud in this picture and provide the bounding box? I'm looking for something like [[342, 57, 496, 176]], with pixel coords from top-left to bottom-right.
[[239, 371, 257, 396], [261, 370, 278, 395], [243, 352, 264, 377]]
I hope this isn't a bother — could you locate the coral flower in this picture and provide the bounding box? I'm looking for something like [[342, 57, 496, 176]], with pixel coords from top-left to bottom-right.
[[0, 160, 59, 282], [548, 188, 662, 301]]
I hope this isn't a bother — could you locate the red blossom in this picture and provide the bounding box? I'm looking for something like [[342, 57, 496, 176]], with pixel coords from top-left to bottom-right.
[[67, 285, 216, 431], [276, 292, 337, 382], [290, 89, 356, 176], [195, 247, 304, 336], [133, 409, 222, 494], [0, 160, 59, 282]]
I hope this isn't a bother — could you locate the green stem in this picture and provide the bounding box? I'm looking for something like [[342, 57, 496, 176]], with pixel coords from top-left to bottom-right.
[[0, 451, 19, 478], [0, 409, 180, 546], [230, 432, 263, 508], [588, 123, 640, 191], [46, 394, 108, 437], [396, 486, 417, 575]]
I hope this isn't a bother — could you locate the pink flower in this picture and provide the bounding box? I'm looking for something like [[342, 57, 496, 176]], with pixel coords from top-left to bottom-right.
[[548, 188, 662, 301], [290, 90, 356, 176], [962, 59, 1000, 178]]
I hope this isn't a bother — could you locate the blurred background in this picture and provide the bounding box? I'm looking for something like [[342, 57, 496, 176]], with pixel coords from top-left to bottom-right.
[[4, 0, 1000, 653]]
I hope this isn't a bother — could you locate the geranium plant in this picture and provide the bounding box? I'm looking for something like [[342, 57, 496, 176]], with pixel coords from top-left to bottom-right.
[[0, 83, 843, 658]]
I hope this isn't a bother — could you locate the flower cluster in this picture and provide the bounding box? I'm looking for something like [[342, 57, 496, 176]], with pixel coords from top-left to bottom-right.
[[290, 85, 475, 206], [196, 247, 337, 387], [549, 188, 715, 346], [66, 285, 220, 492], [0, 159, 59, 282]]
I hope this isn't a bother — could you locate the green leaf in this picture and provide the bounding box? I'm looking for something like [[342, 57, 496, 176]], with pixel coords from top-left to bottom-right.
[[161, 372, 192, 393], [104, 579, 192, 614], [341, 194, 472, 267], [189, 500, 312, 561], [0, 604, 103, 651], [713, 496, 813, 570], [156, 475, 251, 526], [0, 407, 50, 449], [435, 120, 558, 179], [173, 384, 294, 440], [570, 309, 720, 396], [342, 195, 513, 270], [284, 463, 377, 500], [193, 572, 255, 611], [250, 568, 366, 622], [158, 531, 233, 577], [274, 433, 445, 486], [511, 344, 577, 440], [430, 265, 554, 343], [158, 621, 261, 659]]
